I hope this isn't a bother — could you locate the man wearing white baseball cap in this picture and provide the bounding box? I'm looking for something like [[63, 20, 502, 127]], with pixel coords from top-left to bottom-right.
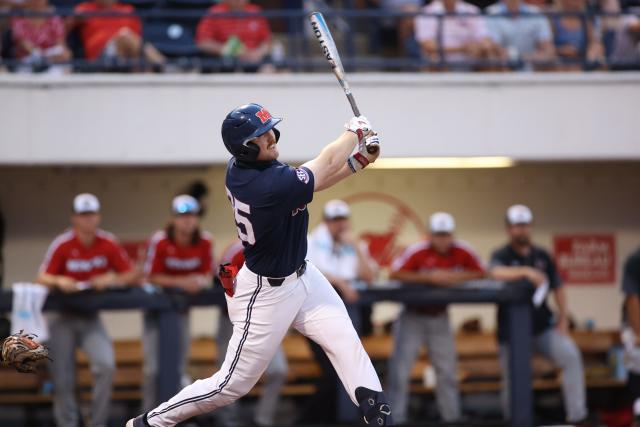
[[304, 199, 378, 423], [387, 212, 485, 424], [37, 193, 139, 427], [489, 204, 587, 424]]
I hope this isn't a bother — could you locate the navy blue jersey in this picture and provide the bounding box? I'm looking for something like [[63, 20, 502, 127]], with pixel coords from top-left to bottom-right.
[[490, 244, 561, 342], [225, 158, 315, 277]]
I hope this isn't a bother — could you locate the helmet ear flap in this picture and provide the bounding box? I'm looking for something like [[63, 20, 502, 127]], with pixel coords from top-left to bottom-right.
[[238, 141, 260, 162], [273, 127, 280, 143]]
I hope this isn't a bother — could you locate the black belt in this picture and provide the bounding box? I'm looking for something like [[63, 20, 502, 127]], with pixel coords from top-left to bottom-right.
[[263, 261, 307, 287]]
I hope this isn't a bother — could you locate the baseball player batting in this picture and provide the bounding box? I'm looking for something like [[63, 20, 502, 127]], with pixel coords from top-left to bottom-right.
[[127, 104, 392, 427]]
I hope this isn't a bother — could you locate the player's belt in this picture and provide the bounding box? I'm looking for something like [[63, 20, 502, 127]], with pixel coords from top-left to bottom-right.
[[264, 261, 307, 287]]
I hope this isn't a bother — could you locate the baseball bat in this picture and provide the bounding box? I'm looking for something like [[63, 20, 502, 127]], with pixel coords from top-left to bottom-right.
[[309, 12, 379, 154], [309, 11, 360, 116]]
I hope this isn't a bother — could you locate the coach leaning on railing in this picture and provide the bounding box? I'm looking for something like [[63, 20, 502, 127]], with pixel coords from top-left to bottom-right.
[[34, 193, 140, 427]]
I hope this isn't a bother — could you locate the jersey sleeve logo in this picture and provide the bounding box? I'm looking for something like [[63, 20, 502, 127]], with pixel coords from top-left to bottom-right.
[[295, 168, 310, 184], [256, 108, 272, 124]]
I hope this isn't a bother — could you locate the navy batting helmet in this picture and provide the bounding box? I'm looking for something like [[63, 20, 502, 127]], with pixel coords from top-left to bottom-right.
[[221, 103, 282, 162]]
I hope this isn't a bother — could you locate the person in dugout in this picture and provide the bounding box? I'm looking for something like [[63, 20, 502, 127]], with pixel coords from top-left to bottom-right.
[[141, 195, 214, 411], [387, 212, 485, 424], [37, 193, 139, 427]]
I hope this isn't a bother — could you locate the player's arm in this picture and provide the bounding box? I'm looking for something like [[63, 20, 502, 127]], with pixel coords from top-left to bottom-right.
[[303, 131, 357, 192], [552, 286, 570, 334], [489, 265, 547, 286], [355, 243, 377, 283], [90, 268, 140, 290], [303, 117, 379, 192], [36, 272, 78, 293], [622, 255, 640, 339], [148, 273, 208, 293], [627, 296, 640, 338], [390, 269, 483, 287], [36, 243, 78, 292]]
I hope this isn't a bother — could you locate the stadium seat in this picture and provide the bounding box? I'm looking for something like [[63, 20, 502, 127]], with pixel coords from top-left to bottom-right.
[[143, 21, 200, 58]]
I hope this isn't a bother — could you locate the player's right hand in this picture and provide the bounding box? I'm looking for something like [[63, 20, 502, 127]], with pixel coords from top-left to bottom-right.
[[346, 133, 380, 173], [56, 276, 79, 293], [345, 116, 372, 141], [361, 133, 380, 161], [525, 267, 548, 287]]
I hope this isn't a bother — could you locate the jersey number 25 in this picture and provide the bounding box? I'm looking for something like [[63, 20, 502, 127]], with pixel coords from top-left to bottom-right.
[[226, 188, 256, 245]]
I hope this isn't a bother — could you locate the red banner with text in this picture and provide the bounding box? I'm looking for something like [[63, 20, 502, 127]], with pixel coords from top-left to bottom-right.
[[554, 234, 616, 284]]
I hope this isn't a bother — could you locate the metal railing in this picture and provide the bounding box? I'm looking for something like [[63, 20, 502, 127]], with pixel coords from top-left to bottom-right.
[[1, 8, 639, 72]]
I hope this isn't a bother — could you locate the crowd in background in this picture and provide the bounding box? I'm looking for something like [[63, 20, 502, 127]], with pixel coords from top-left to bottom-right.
[[0, 0, 639, 73], [19, 187, 640, 426]]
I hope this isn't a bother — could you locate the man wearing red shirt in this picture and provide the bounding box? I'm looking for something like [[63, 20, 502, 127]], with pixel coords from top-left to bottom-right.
[[69, 0, 164, 67], [387, 212, 485, 425], [196, 0, 273, 72], [37, 193, 138, 427], [142, 195, 214, 411], [217, 240, 288, 427]]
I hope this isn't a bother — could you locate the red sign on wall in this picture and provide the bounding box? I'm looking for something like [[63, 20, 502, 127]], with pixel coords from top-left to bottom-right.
[[553, 234, 616, 284]]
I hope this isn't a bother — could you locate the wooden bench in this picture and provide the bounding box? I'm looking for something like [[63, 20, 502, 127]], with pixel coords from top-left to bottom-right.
[[0, 330, 624, 406]]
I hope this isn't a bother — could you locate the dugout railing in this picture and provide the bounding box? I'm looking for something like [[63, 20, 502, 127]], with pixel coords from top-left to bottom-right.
[[1, 8, 639, 72], [0, 280, 535, 427]]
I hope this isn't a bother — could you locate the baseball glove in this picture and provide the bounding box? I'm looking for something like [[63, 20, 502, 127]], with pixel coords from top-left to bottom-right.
[[1, 330, 51, 373]]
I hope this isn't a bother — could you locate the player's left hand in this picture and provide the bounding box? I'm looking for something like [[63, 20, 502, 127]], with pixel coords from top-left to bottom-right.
[[345, 116, 372, 141], [361, 132, 380, 161]]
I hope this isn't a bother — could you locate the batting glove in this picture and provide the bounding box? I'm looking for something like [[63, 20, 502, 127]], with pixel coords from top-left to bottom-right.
[[347, 133, 380, 173], [345, 116, 372, 141]]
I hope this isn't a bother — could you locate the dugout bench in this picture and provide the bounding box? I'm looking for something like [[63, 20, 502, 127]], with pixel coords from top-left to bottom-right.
[[0, 280, 534, 427]]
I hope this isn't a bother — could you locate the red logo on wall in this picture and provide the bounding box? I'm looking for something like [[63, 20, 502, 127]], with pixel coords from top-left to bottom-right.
[[341, 192, 426, 267], [554, 234, 616, 284], [255, 109, 272, 124]]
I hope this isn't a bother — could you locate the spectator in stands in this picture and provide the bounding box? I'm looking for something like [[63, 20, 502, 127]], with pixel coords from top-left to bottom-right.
[[611, 11, 640, 68], [376, 0, 422, 56], [303, 199, 378, 423], [414, 0, 498, 68], [551, 0, 605, 69], [142, 195, 214, 411], [36, 193, 139, 427], [10, 0, 71, 73], [217, 240, 288, 427], [196, 0, 274, 73], [489, 204, 587, 424], [387, 212, 484, 424], [621, 247, 640, 421], [68, 0, 165, 69], [487, 0, 556, 69]]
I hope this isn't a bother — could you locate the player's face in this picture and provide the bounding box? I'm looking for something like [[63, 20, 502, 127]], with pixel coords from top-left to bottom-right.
[[72, 212, 100, 234], [508, 223, 532, 246], [173, 213, 199, 234], [326, 217, 350, 241], [254, 130, 279, 162], [431, 232, 453, 254]]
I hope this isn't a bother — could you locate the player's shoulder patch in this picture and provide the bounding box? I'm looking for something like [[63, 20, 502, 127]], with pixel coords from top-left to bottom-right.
[[295, 167, 310, 184]]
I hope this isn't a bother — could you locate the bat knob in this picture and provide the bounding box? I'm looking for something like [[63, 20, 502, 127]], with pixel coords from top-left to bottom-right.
[[365, 142, 379, 155]]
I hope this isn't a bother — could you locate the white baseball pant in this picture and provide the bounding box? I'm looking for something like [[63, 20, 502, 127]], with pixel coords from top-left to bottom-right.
[[144, 261, 382, 427]]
